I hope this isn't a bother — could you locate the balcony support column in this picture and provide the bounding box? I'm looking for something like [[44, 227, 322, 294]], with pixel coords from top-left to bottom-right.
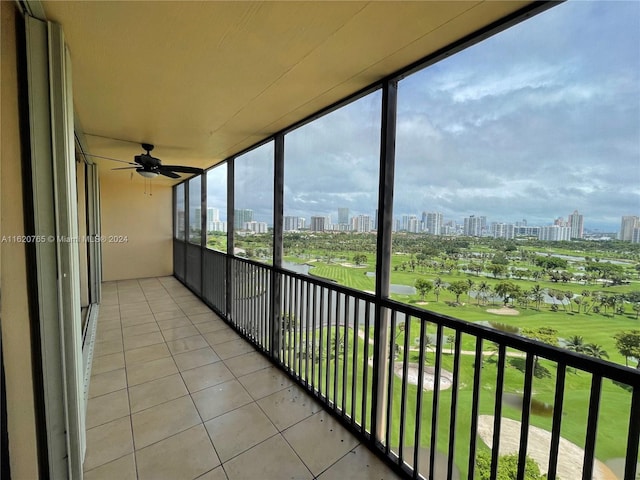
[[372, 79, 397, 443], [270, 133, 285, 357], [226, 158, 235, 319]]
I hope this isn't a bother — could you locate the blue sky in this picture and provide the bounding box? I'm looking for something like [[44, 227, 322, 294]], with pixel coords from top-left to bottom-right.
[[207, 0, 639, 232]]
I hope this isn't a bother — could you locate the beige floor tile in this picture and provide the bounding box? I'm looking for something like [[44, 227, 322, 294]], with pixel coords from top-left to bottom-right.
[[126, 356, 178, 387], [89, 369, 127, 398], [283, 410, 359, 476], [149, 302, 181, 314], [174, 347, 220, 371], [96, 328, 124, 342], [316, 444, 401, 480], [125, 343, 171, 366], [181, 362, 235, 393], [93, 339, 124, 357], [84, 416, 134, 471], [131, 395, 201, 449], [257, 384, 322, 431], [195, 319, 229, 334], [136, 424, 220, 480], [91, 352, 125, 375], [196, 466, 228, 480], [203, 329, 240, 346], [205, 403, 277, 462], [96, 318, 122, 332], [166, 335, 209, 355], [86, 389, 130, 429], [155, 310, 190, 322], [120, 303, 152, 316], [162, 325, 200, 341], [129, 373, 188, 413], [211, 339, 255, 360], [123, 331, 165, 351], [157, 316, 192, 330], [223, 351, 271, 377], [189, 312, 221, 324], [118, 296, 147, 306], [100, 304, 120, 317], [84, 453, 136, 480], [237, 366, 293, 400], [121, 314, 156, 327], [191, 379, 253, 421], [123, 322, 160, 338], [222, 434, 312, 480]]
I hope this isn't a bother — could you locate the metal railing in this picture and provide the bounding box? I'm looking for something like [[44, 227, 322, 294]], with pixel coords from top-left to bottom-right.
[[179, 243, 640, 480]]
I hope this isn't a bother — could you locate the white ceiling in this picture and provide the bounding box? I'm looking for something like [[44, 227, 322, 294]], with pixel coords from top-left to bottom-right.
[[42, 1, 534, 184]]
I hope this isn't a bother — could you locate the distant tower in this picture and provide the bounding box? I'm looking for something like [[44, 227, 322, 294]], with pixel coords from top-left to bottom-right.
[[620, 216, 640, 241], [338, 208, 350, 225], [567, 210, 584, 239]]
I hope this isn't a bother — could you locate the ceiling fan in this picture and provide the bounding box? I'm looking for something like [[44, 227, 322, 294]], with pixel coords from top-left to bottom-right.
[[85, 143, 204, 179]]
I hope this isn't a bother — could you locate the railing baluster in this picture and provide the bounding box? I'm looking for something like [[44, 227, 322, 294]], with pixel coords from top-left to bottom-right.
[[517, 353, 535, 480], [547, 363, 566, 480], [305, 281, 311, 386], [582, 375, 602, 480], [326, 289, 333, 401], [624, 386, 640, 480], [334, 293, 341, 409], [399, 315, 411, 467], [318, 286, 325, 399], [311, 283, 317, 391], [429, 323, 443, 480], [468, 337, 484, 480], [342, 295, 350, 415], [386, 310, 397, 455], [361, 301, 371, 434], [413, 319, 426, 480], [490, 344, 507, 480], [446, 331, 462, 480], [351, 298, 360, 426]]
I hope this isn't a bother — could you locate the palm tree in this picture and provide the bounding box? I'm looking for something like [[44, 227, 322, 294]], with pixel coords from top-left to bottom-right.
[[433, 277, 443, 302], [584, 343, 609, 360], [530, 284, 544, 311], [565, 335, 586, 354], [467, 279, 475, 302], [477, 280, 490, 306]]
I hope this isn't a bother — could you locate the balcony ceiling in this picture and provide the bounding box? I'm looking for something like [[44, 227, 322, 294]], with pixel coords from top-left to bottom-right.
[[42, 1, 533, 183]]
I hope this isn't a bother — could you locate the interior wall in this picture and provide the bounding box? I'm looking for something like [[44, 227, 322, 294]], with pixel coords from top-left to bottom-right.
[[0, 1, 40, 477], [100, 174, 173, 280]]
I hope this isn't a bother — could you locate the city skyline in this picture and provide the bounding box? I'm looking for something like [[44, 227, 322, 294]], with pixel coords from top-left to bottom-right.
[[204, 1, 639, 233]]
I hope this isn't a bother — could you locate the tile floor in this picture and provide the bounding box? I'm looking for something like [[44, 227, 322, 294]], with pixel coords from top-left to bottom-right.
[[84, 276, 402, 480]]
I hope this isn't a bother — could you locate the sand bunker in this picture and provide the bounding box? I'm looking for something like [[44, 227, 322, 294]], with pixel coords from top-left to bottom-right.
[[393, 362, 453, 391], [477, 415, 618, 480], [486, 307, 520, 316]]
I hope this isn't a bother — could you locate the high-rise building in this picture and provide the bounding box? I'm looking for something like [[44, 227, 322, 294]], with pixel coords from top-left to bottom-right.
[[492, 223, 515, 239], [206, 207, 219, 232], [284, 216, 300, 231], [401, 214, 418, 232], [620, 216, 640, 241], [243, 221, 267, 233], [463, 215, 483, 237], [310, 216, 326, 232], [567, 210, 584, 239], [338, 208, 349, 225], [539, 225, 571, 241], [425, 212, 443, 236], [234, 209, 253, 230], [351, 214, 372, 233]]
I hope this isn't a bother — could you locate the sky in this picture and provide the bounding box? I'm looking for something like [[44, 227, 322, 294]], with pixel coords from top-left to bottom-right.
[[206, 0, 640, 233]]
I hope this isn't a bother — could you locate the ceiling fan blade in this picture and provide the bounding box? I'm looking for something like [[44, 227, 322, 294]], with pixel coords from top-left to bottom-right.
[[83, 153, 137, 165], [112, 166, 138, 170], [160, 165, 204, 174], [158, 170, 181, 179]]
